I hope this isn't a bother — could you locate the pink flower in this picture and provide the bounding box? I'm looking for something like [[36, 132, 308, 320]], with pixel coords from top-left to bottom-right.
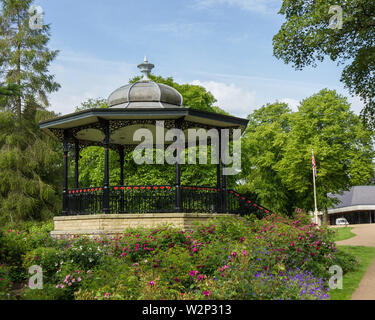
[[242, 250, 248, 256], [149, 280, 155, 286], [232, 252, 237, 257], [189, 270, 199, 277], [77, 277, 81, 282], [203, 290, 210, 296]]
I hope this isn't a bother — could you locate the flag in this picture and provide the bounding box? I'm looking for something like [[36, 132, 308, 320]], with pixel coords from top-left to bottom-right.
[[312, 150, 317, 177]]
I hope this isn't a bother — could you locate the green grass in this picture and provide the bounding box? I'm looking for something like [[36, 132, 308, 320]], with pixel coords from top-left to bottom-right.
[[330, 246, 375, 300], [332, 227, 356, 242]]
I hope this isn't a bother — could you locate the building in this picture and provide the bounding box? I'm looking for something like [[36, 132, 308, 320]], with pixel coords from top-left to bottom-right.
[[328, 186, 375, 225]]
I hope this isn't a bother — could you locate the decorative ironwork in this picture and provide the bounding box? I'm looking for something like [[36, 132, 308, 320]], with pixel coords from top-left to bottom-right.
[[64, 185, 273, 217]]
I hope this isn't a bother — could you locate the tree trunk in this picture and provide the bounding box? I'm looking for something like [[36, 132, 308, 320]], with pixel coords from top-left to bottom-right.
[[16, 9, 22, 121]]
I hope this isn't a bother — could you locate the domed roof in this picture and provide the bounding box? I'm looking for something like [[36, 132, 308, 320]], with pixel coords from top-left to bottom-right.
[[108, 57, 183, 108]]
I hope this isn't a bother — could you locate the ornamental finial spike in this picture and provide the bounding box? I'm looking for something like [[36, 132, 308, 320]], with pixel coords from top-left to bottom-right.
[[137, 56, 154, 81]]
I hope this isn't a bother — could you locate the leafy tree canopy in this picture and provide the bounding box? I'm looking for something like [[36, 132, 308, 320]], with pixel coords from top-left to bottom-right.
[[241, 89, 375, 217], [273, 0, 375, 130]]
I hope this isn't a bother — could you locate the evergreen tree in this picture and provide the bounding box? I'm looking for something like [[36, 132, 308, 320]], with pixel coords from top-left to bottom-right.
[[0, 0, 60, 120], [0, 109, 62, 225]]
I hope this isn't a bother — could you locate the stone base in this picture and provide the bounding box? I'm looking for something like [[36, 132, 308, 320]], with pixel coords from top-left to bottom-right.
[[51, 213, 237, 237]]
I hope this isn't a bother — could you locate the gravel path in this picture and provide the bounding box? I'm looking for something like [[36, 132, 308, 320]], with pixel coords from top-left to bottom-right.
[[335, 224, 375, 300]]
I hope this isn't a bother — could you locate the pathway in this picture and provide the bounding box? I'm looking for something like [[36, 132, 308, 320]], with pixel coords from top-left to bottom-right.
[[335, 224, 375, 300]]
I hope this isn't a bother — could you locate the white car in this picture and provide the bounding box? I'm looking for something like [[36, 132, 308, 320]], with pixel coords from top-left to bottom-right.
[[336, 218, 349, 226]]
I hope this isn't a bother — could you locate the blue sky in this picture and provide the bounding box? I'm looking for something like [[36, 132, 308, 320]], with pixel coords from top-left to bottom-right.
[[37, 0, 363, 118]]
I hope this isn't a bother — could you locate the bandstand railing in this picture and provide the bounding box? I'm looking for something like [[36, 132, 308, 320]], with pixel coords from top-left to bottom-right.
[[65, 185, 272, 218]]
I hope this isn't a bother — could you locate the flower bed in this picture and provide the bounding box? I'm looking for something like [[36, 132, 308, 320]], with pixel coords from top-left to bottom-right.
[[0, 214, 356, 300]]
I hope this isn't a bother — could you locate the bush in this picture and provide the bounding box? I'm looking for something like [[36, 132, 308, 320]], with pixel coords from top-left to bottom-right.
[[1, 214, 357, 300], [23, 247, 62, 282], [0, 264, 14, 300]]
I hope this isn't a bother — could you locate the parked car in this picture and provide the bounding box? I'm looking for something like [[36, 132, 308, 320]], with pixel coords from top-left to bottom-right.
[[336, 218, 349, 226]]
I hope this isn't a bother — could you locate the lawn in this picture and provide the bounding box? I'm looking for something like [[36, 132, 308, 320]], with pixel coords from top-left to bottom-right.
[[332, 227, 356, 242], [329, 246, 375, 300], [329, 226, 375, 300]]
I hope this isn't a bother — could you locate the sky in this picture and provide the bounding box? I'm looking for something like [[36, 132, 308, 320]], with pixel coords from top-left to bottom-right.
[[35, 0, 364, 118]]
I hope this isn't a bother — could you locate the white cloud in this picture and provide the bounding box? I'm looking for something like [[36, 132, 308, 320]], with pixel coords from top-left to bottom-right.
[[194, 0, 279, 13], [348, 95, 365, 115], [279, 98, 300, 111], [191, 80, 256, 117]]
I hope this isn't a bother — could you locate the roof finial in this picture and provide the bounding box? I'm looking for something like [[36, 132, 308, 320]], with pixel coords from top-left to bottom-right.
[[137, 56, 154, 81]]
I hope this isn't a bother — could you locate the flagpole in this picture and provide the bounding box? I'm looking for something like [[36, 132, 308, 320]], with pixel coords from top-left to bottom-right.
[[312, 149, 318, 225]]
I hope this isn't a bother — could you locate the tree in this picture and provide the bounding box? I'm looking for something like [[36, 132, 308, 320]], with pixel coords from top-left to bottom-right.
[[273, 0, 375, 130], [240, 102, 297, 215], [129, 74, 228, 114], [275, 89, 374, 221], [0, 109, 62, 225], [0, 0, 60, 120]]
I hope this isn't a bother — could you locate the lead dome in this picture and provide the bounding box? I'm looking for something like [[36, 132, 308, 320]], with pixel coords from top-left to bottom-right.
[[108, 57, 183, 108]]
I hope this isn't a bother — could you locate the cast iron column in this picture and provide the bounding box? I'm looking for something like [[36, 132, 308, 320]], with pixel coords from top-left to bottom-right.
[[62, 131, 69, 215], [216, 128, 222, 213], [175, 119, 182, 212], [74, 140, 80, 189], [221, 130, 227, 213], [103, 120, 110, 214], [118, 145, 124, 212]]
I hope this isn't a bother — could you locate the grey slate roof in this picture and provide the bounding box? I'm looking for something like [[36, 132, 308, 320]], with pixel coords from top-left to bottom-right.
[[329, 186, 375, 209]]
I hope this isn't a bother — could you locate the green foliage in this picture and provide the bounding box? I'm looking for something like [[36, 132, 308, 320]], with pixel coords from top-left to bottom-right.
[[240, 102, 297, 215], [75, 77, 228, 187], [75, 98, 108, 112], [0, 110, 62, 224], [276, 89, 374, 214], [0, 263, 14, 300], [240, 90, 375, 216], [23, 247, 61, 281], [273, 0, 375, 130], [0, 215, 356, 300], [0, 0, 60, 120]]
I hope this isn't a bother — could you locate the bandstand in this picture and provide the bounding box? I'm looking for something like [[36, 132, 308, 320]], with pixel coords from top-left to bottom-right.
[[39, 58, 272, 236]]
